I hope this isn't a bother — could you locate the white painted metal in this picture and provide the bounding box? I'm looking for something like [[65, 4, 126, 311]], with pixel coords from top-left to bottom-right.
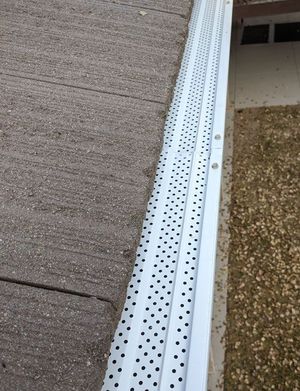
[[102, 0, 233, 390]]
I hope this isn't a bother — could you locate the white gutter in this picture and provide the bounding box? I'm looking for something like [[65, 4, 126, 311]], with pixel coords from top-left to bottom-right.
[[103, 0, 233, 389]]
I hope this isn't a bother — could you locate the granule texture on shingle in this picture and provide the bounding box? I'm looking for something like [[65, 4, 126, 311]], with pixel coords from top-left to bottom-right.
[[0, 0, 193, 389]]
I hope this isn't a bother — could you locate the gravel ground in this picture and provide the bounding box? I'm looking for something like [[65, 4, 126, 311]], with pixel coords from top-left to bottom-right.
[[224, 105, 300, 391]]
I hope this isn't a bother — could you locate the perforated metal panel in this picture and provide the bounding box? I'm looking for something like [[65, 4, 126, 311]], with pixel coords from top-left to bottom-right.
[[102, 0, 233, 390]]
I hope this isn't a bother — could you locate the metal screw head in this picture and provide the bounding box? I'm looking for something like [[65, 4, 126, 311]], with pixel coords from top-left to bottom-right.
[[212, 163, 219, 169], [214, 134, 221, 140]]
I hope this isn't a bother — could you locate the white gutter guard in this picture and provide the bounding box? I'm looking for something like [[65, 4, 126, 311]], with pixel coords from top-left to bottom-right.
[[102, 0, 233, 390]]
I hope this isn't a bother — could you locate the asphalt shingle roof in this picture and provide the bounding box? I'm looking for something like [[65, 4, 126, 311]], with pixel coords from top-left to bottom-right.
[[0, 0, 192, 389]]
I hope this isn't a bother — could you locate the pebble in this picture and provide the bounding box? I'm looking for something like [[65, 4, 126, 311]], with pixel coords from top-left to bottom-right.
[[225, 105, 300, 390]]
